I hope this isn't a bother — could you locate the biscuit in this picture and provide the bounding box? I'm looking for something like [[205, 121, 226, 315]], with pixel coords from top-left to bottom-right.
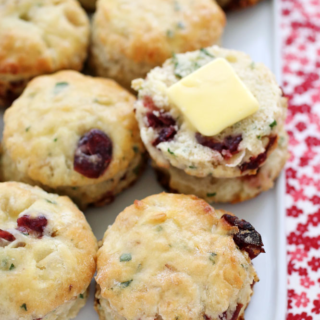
[[154, 130, 288, 203], [0, 182, 97, 320], [133, 46, 287, 178], [0, 0, 89, 107], [95, 193, 264, 320], [2, 71, 146, 209], [90, 0, 225, 90]]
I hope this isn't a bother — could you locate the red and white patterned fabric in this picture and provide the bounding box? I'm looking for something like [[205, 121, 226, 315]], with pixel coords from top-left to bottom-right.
[[281, 0, 320, 318]]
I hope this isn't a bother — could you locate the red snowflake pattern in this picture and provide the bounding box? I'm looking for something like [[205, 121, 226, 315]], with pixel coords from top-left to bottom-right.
[[300, 277, 315, 289], [308, 257, 320, 272], [294, 292, 310, 308], [283, 0, 320, 318]]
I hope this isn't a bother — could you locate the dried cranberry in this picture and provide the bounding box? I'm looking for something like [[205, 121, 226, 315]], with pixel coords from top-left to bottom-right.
[[230, 304, 243, 320], [74, 129, 112, 179], [143, 96, 156, 109], [239, 136, 277, 172], [218, 312, 227, 320], [143, 97, 177, 146], [222, 214, 265, 259], [196, 133, 242, 158], [203, 315, 211, 320], [17, 215, 48, 238], [146, 112, 176, 128], [0, 229, 16, 242], [152, 127, 177, 146]]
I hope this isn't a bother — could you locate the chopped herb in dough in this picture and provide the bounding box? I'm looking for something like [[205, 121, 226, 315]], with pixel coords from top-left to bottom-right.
[[21, 304, 27, 311], [121, 280, 133, 288], [166, 30, 174, 38], [45, 199, 57, 204], [9, 264, 15, 270], [54, 82, 69, 95], [120, 253, 132, 262], [168, 148, 175, 155], [133, 146, 139, 153], [79, 294, 84, 299], [209, 252, 217, 264], [269, 120, 277, 128], [200, 48, 214, 58], [177, 21, 185, 29], [207, 193, 216, 197]]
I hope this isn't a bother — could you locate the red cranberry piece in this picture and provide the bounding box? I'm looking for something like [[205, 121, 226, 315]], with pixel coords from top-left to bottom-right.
[[218, 312, 227, 320], [230, 304, 243, 320], [17, 215, 48, 238], [74, 129, 112, 179], [152, 127, 177, 146], [222, 214, 265, 259], [143, 97, 177, 146], [203, 315, 211, 320], [239, 136, 277, 172], [143, 96, 157, 110], [146, 112, 176, 128], [0, 229, 16, 242], [196, 133, 242, 158]]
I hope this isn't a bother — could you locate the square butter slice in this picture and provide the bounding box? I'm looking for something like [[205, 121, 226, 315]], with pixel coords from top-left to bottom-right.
[[167, 58, 259, 136]]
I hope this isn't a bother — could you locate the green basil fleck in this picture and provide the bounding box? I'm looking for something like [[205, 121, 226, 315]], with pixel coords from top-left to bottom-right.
[[121, 280, 133, 288], [168, 148, 175, 155], [21, 303, 27, 311], [120, 253, 132, 262], [269, 120, 277, 128], [156, 225, 163, 232], [257, 135, 261, 139], [9, 264, 15, 270], [209, 252, 217, 264], [166, 30, 174, 38], [172, 53, 182, 79], [53, 138, 58, 142], [189, 165, 197, 169], [45, 199, 57, 204], [200, 48, 214, 58], [25, 126, 31, 132], [79, 294, 84, 299], [54, 82, 69, 95], [174, 1, 181, 11], [177, 22, 185, 29], [207, 193, 216, 197], [133, 146, 139, 153]]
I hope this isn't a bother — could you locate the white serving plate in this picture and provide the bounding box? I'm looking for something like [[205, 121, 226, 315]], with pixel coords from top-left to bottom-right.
[[1, 1, 287, 319]]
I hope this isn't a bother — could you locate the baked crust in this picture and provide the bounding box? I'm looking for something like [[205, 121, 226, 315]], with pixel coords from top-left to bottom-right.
[[2, 71, 146, 208], [90, 0, 225, 89], [0, 0, 89, 106], [153, 130, 288, 203], [95, 193, 262, 320], [0, 182, 97, 320]]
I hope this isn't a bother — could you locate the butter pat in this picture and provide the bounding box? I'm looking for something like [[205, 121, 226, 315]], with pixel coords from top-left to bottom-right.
[[167, 58, 259, 136]]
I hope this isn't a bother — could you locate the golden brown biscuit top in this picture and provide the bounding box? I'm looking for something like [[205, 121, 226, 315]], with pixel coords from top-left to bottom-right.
[[0, 182, 97, 319], [94, 0, 225, 64], [3, 71, 144, 187], [0, 0, 89, 76], [96, 193, 262, 320]]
